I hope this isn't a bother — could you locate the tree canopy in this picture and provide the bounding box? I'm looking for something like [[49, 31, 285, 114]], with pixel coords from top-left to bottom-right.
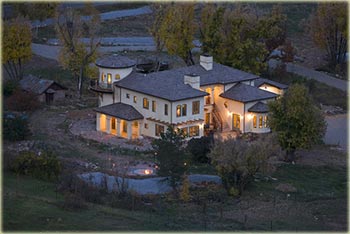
[[152, 3, 196, 66], [152, 126, 189, 192], [55, 4, 100, 98], [309, 3, 347, 69], [200, 4, 286, 75], [3, 16, 32, 81], [268, 83, 327, 162]]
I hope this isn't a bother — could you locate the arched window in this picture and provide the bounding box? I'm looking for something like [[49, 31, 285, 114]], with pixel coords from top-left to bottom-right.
[[107, 73, 112, 84], [115, 74, 120, 80], [101, 72, 105, 82]]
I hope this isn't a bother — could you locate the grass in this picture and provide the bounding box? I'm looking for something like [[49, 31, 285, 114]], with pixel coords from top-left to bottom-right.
[[264, 71, 348, 110], [3, 152, 347, 231]]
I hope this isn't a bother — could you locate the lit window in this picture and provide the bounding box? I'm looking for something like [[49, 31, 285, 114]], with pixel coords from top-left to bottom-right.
[[143, 98, 149, 109], [253, 115, 257, 128], [233, 114, 240, 129], [192, 101, 200, 115], [189, 126, 199, 137], [259, 116, 263, 128], [155, 124, 165, 136], [181, 127, 188, 136], [152, 101, 156, 112], [176, 105, 181, 117], [126, 93, 130, 99], [164, 104, 168, 116], [133, 96, 137, 103], [182, 104, 187, 116], [101, 72, 105, 82], [115, 74, 120, 80], [264, 116, 268, 128], [107, 73, 112, 84]]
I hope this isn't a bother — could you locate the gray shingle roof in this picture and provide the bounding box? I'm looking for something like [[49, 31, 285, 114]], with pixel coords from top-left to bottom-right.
[[115, 62, 259, 101], [94, 103, 143, 121], [254, 78, 288, 89], [116, 72, 209, 102], [248, 101, 269, 113], [96, 54, 136, 69], [220, 83, 277, 103], [19, 74, 66, 95]]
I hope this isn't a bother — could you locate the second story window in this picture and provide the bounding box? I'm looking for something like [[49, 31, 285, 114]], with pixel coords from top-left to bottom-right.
[[107, 73, 112, 85], [164, 104, 168, 116], [176, 104, 187, 117], [143, 98, 149, 109], [182, 104, 187, 116], [152, 101, 156, 112], [126, 93, 130, 99], [133, 96, 137, 103], [115, 74, 120, 80], [101, 72, 105, 82], [192, 101, 200, 115]]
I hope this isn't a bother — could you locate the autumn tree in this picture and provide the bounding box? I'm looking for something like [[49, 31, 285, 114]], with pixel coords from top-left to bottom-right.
[[209, 135, 278, 196], [268, 83, 327, 162], [200, 4, 286, 75], [2, 16, 32, 81], [152, 126, 189, 193], [309, 3, 347, 69], [55, 4, 101, 98], [154, 3, 196, 66]]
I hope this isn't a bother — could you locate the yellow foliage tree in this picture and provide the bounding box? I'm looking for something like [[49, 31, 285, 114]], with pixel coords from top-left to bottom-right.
[[2, 17, 32, 81], [55, 4, 100, 98]]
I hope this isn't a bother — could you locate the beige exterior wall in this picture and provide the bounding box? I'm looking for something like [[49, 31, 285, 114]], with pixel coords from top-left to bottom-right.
[[99, 93, 114, 107], [98, 67, 133, 88], [258, 84, 284, 95]]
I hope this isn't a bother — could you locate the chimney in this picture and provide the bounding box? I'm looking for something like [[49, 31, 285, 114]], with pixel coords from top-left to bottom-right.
[[200, 54, 213, 71], [184, 73, 200, 90]]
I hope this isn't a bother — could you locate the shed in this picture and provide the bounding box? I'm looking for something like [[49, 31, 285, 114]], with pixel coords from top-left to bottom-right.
[[19, 74, 67, 104]]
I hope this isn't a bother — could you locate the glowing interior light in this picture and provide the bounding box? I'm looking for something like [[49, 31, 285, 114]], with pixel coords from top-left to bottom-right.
[[144, 169, 153, 175]]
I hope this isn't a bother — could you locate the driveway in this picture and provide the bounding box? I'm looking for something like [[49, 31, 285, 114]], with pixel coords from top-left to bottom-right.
[[324, 114, 348, 151], [269, 59, 348, 92]]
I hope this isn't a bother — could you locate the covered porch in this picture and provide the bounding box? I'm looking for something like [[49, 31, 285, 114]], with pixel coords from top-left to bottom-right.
[[94, 103, 144, 140]]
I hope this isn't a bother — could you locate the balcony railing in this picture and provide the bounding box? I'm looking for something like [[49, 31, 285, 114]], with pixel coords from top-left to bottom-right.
[[89, 80, 113, 93]]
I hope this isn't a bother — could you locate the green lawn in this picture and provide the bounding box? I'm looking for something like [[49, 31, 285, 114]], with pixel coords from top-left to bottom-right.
[[3, 155, 347, 231]]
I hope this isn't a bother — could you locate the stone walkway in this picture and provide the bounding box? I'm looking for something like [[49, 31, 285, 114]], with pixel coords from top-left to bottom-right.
[[269, 59, 348, 91], [69, 117, 153, 151]]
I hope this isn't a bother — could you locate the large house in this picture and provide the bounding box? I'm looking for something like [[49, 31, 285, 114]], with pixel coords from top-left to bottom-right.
[[90, 54, 287, 139]]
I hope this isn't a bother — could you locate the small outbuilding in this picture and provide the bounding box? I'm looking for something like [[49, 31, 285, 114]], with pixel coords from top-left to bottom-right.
[[19, 74, 67, 104]]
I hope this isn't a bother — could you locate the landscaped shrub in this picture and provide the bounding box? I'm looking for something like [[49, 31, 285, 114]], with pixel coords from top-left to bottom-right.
[[5, 89, 40, 111], [187, 136, 213, 164], [12, 150, 61, 181], [3, 115, 31, 141], [3, 80, 18, 97]]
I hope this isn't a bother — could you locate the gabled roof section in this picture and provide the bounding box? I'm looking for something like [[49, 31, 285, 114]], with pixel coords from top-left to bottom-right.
[[94, 103, 143, 121], [254, 78, 288, 89], [172, 62, 259, 86], [220, 83, 277, 103], [248, 101, 269, 113], [19, 74, 66, 95], [115, 72, 208, 102]]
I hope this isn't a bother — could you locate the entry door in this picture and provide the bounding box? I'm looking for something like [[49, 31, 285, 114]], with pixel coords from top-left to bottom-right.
[[232, 114, 240, 130]]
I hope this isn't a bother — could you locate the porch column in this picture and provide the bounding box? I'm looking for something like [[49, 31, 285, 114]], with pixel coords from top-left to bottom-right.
[[116, 119, 121, 137], [138, 120, 142, 138], [210, 88, 214, 104], [106, 116, 111, 134], [96, 113, 101, 131], [127, 121, 132, 139]]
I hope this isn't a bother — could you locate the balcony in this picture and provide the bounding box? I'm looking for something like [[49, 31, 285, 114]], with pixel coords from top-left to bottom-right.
[[89, 80, 113, 93]]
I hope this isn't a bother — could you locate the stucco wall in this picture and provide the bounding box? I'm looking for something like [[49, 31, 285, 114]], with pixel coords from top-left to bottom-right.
[[99, 93, 114, 107], [98, 67, 133, 87], [171, 97, 204, 125]]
